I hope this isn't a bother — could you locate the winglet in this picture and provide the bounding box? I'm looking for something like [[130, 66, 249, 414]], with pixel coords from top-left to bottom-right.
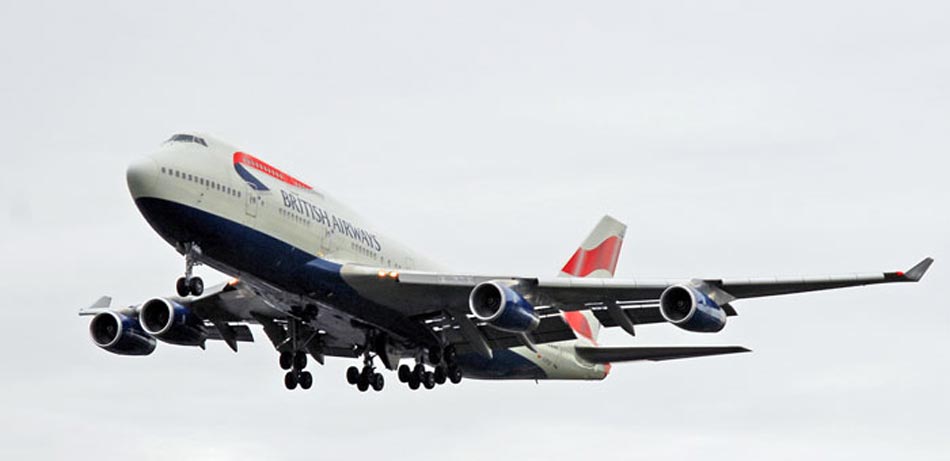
[[78, 296, 113, 316], [903, 257, 934, 282]]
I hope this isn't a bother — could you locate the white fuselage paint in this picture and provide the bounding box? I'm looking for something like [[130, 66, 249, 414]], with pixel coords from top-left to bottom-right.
[[128, 134, 608, 380]]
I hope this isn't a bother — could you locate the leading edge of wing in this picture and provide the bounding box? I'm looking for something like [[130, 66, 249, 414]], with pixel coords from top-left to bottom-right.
[[575, 345, 751, 363]]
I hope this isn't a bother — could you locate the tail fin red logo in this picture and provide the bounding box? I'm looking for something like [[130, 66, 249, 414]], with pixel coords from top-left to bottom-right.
[[558, 215, 627, 349], [560, 235, 622, 277]]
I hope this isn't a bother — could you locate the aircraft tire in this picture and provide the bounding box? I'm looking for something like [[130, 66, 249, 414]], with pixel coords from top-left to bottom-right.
[[279, 351, 293, 370], [448, 366, 462, 384], [284, 371, 298, 390], [422, 371, 435, 390], [346, 366, 360, 385], [293, 351, 307, 370], [372, 373, 384, 391], [176, 278, 189, 297], [188, 277, 204, 296], [299, 371, 313, 390], [398, 364, 410, 383]]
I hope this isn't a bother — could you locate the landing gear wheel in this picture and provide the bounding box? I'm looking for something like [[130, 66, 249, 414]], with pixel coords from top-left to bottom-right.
[[422, 371, 436, 389], [298, 371, 313, 390], [408, 373, 420, 390], [398, 364, 411, 383], [371, 373, 385, 391], [293, 351, 308, 370], [434, 366, 447, 385], [346, 366, 360, 385], [279, 351, 293, 370], [444, 345, 457, 365], [284, 371, 298, 390], [188, 277, 204, 296], [413, 363, 425, 380], [176, 278, 189, 297], [448, 366, 462, 384], [357, 373, 370, 392]]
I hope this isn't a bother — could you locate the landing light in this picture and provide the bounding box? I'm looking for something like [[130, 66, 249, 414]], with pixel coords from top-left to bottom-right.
[[389, 271, 399, 279]]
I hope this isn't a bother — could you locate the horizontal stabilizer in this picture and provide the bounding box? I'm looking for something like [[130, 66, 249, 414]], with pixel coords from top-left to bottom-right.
[[903, 257, 934, 282], [575, 345, 750, 363]]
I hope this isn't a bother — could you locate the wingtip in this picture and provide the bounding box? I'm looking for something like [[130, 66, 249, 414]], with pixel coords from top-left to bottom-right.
[[904, 257, 934, 282]]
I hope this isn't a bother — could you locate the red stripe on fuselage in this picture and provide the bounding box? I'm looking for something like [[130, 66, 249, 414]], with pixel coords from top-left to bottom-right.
[[233, 152, 312, 190], [560, 235, 622, 277]]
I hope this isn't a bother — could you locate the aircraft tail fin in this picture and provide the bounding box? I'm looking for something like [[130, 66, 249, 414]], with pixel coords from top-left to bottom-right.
[[558, 215, 627, 343]]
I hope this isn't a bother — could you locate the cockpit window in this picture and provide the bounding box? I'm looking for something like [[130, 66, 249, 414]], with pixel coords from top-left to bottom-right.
[[165, 134, 208, 147]]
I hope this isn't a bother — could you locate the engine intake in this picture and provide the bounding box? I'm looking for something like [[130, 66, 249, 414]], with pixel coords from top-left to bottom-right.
[[469, 281, 540, 333], [140, 298, 208, 347], [89, 311, 156, 356], [659, 284, 727, 333]]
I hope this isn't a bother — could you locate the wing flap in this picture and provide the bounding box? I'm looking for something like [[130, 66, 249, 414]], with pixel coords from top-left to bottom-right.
[[575, 345, 751, 363]]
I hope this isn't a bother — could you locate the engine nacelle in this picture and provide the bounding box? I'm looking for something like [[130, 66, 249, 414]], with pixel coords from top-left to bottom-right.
[[659, 284, 727, 333], [469, 281, 540, 333], [89, 311, 157, 356], [139, 298, 207, 347]]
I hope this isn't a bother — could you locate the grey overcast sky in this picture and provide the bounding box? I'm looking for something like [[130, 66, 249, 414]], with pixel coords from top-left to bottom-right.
[[1, 1, 948, 459]]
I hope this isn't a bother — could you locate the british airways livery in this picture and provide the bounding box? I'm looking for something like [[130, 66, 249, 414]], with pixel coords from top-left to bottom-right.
[[80, 133, 934, 392]]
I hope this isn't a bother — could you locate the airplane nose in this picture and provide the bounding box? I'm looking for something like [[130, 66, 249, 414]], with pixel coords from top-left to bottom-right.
[[126, 157, 159, 198]]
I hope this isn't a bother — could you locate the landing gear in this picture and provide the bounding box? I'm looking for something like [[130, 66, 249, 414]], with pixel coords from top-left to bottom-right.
[[408, 371, 421, 390], [448, 365, 463, 384], [293, 351, 307, 370], [398, 344, 463, 390], [284, 371, 298, 390], [298, 371, 313, 390], [347, 366, 361, 385], [279, 351, 294, 370], [422, 371, 436, 389], [176, 243, 204, 296], [282, 351, 315, 391], [433, 366, 447, 385], [348, 345, 385, 392]]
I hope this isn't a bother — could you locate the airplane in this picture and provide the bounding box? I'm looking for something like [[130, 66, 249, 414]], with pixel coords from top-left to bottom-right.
[[80, 132, 934, 392]]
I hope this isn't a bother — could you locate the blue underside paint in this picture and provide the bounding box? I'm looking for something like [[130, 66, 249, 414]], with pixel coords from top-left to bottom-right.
[[133, 196, 546, 378], [134, 197, 435, 344], [455, 349, 547, 380]]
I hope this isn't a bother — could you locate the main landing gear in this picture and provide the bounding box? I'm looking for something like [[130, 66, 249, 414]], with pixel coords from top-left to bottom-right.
[[281, 350, 313, 390], [396, 345, 463, 391], [346, 348, 385, 392], [175, 243, 204, 297], [278, 313, 320, 391]]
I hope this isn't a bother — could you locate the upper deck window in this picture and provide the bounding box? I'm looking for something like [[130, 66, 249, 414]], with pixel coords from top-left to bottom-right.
[[165, 134, 208, 147]]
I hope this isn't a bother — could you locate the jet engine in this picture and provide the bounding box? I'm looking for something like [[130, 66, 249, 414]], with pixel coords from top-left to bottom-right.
[[139, 298, 208, 347], [469, 281, 540, 333], [659, 284, 727, 333], [89, 311, 157, 356]]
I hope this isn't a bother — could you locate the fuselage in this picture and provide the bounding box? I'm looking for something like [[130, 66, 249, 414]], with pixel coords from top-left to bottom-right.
[[126, 133, 608, 380]]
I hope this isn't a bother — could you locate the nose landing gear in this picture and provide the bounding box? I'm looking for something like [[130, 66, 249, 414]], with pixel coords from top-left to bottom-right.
[[175, 243, 204, 297]]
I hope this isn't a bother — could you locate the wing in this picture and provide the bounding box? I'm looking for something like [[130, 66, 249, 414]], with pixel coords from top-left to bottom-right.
[[342, 257, 934, 341], [574, 345, 751, 363]]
